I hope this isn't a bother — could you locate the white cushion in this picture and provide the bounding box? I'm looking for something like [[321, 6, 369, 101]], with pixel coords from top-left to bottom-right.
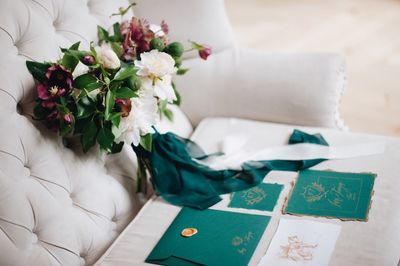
[[0, 0, 193, 265], [96, 118, 400, 266]]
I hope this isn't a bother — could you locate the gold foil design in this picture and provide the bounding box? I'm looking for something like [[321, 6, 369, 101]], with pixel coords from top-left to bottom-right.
[[241, 187, 267, 205], [280, 235, 318, 261], [301, 178, 357, 208], [232, 231, 254, 255]]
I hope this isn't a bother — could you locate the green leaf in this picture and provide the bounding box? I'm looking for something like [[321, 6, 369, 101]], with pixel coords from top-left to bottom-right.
[[74, 116, 92, 134], [76, 101, 95, 119], [105, 89, 115, 120], [115, 87, 137, 98], [113, 66, 136, 81], [81, 120, 98, 153], [172, 82, 181, 106], [140, 133, 153, 152], [33, 104, 51, 119], [162, 107, 174, 121], [110, 42, 123, 58], [26, 61, 52, 83], [124, 75, 140, 91], [113, 23, 123, 42], [69, 42, 80, 50], [97, 127, 115, 151], [110, 141, 124, 154], [59, 124, 73, 137], [109, 112, 121, 127], [97, 26, 109, 43], [61, 53, 79, 72], [177, 68, 189, 75], [73, 74, 102, 91], [173, 56, 182, 67]]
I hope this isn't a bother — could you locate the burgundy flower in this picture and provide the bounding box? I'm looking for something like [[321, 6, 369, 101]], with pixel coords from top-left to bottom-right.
[[46, 109, 61, 132], [120, 17, 166, 61], [36, 64, 73, 101], [41, 100, 56, 109], [115, 98, 132, 117], [198, 45, 212, 60], [161, 20, 169, 35]]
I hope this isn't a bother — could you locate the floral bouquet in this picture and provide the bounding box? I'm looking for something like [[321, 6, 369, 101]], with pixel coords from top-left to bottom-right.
[[26, 4, 327, 210], [27, 4, 211, 192]]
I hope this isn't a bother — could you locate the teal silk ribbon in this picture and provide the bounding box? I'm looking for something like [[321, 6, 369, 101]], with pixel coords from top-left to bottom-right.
[[133, 130, 328, 210]]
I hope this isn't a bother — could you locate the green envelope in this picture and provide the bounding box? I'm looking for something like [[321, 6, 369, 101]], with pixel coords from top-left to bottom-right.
[[146, 208, 271, 266], [284, 169, 376, 220]]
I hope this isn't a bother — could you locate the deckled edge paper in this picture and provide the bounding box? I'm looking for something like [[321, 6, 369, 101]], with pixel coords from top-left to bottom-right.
[[258, 219, 341, 266], [282, 170, 376, 221]]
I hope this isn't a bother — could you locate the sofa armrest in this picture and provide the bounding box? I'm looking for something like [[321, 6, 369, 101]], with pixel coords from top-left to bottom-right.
[[176, 48, 346, 129]]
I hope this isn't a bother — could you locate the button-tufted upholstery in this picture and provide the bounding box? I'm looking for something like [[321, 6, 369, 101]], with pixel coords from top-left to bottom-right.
[[0, 0, 165, 265], [0, 0, 350, 265]]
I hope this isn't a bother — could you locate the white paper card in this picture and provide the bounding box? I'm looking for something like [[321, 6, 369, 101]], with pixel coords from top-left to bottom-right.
[[258, 219, 341, 266]]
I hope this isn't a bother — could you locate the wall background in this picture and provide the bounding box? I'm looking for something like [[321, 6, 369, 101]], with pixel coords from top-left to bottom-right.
[[226, 0, 400, 136]]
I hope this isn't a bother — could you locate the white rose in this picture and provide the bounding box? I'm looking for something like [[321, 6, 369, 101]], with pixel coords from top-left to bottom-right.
[[72, 61, 89, 78], [134, 50, 176, 78], [115, 89, 159, 146], [95, 44, 121, 69]]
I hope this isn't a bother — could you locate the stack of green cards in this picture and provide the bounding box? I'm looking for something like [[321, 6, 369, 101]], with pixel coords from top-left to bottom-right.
[[146, 208, 271, 266], [228, 183, 283, 211], [284, 170, 376, 221]]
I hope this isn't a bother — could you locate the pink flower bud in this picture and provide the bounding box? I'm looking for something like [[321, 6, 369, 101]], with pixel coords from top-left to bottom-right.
[[198, 45, 212, 60], [83, 55, 95, 65], [63, 113, 74, 124]]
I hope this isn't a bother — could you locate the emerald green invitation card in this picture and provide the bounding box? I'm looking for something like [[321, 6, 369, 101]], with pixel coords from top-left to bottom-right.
[[228, 183, 283, 211], [284, 170, 376, 221], [146, 208, 271, 266]]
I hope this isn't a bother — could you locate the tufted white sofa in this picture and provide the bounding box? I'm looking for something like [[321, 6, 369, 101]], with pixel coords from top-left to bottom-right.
[[1, 0, 399, 266]]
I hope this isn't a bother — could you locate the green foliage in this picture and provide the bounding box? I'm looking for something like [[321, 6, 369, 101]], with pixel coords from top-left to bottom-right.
[[140, 133, 153, 152], [159, 100, 174, 121], [177, 68, 189, 75], [76, 99, 95, 119], [81, 120, 98, 153], [105, 89, 115, 120], [33, 104, 51, 119], [110, 141, 124, 154], [97, 26, 109, 43], [115, 87, 137, 98], [164, 42, 184, 58], [73, 74, 102, 91], [97, 127, 115, 151], [172, 82, 181, 106], [150, 38, 165, 51], [60, 42, 81, 71], [114, 66, 136, 81], [26, 61, 52, 83]]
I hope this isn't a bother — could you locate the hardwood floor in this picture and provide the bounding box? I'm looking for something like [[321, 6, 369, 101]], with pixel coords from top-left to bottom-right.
[[226, 0, 400, 136]]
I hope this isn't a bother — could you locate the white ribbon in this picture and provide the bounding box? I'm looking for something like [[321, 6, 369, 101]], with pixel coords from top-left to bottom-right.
[[199, 136, 386, 170]]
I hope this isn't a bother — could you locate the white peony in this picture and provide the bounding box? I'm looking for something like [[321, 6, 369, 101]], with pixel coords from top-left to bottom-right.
[[95, 44, 121, 69], [135, 50, 176, 78], [115, 89, 159, 146], [141, 75, 177, 103], [134, 50, 177, 103], [149, 24, 165, 37]]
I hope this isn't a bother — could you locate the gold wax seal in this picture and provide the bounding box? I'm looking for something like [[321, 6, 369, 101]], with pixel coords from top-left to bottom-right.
[[181, 228, 198, 237]]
